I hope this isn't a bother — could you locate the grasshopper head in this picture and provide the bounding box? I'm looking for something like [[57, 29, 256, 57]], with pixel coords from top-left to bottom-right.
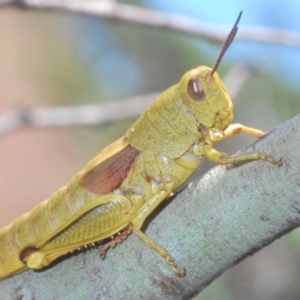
[[178, 66, 233, 132], [178, 11, 242, 133]]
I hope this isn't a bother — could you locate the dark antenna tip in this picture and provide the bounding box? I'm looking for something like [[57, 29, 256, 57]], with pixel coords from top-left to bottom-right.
[[210, 11, 242, 75]]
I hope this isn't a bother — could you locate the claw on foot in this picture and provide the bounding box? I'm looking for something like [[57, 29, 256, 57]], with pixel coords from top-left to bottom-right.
[[275, 157, 283, 167], [100, 227, 132, 259], [257, 153, 283, 167], [165, 253, 186, 277]]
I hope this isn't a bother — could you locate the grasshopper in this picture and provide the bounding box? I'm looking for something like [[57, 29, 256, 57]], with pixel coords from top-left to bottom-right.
[[0, 11, 282, 280]]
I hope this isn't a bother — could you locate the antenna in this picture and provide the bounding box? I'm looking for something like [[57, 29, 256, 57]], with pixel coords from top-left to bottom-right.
[[210, 11, 242, 75]]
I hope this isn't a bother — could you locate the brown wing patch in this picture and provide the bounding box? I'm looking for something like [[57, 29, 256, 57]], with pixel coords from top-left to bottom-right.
[[80, 144, 140, 194]]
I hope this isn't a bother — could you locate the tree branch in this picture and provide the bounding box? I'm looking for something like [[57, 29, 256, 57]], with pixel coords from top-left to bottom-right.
[[0, 92, 159, 136], [1, 113, 298, 299], [0, 65, 252, 136], [1, 0, 300, 48]]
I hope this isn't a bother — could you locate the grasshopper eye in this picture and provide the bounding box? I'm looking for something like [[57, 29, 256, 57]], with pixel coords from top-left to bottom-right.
[[187, 76, 205, 101]]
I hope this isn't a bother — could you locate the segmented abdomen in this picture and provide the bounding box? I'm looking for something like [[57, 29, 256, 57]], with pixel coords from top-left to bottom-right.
[[0, 171, 98, 280]]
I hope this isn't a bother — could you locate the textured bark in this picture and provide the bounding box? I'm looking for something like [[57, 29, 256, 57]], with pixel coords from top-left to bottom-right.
[[1, 114, 299, 300]]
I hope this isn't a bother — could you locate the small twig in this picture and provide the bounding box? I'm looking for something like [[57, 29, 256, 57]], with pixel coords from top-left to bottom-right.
[[1, 0, 300, 48], [0, 92, 159, 136], [0, 66, 255, 136]]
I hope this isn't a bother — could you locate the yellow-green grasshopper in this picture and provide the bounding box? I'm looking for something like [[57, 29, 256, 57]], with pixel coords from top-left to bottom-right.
[[0, 11, 282, 280]]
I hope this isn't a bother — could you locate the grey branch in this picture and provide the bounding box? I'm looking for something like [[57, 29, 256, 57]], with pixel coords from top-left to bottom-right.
[[0, 66, 252, 136], [0, 93, 159, 136], [0, 113, 299, 299], [0, 0, 300, 47]]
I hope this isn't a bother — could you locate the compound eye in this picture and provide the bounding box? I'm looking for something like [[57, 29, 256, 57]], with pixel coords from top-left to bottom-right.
[[187, 76, 205, 101]]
